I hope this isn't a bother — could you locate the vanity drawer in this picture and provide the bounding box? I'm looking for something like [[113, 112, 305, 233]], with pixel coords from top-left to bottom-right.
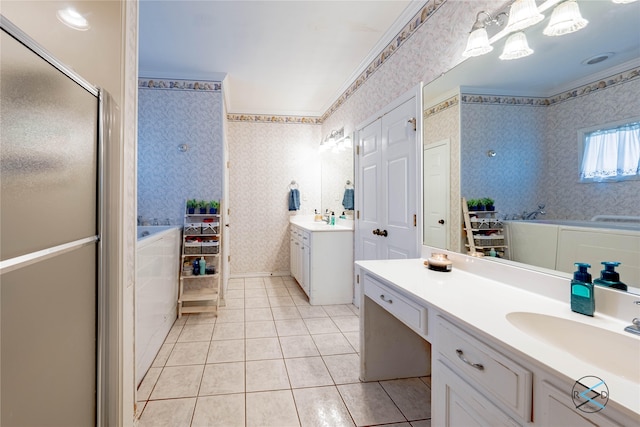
[[436, 316, 532, 421], [364, 275, 427, 336]]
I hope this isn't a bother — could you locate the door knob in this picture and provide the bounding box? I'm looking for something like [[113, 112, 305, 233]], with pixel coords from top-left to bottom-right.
[[372, 229, 380, 235], [438, 219, 445, 225], [380, 229, 388, 237]]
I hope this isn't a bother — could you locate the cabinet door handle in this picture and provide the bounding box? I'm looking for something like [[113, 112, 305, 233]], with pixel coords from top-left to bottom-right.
[[456, 349, 484, 371], [379, 294, 393, 304], [380, 229, 388, 237]]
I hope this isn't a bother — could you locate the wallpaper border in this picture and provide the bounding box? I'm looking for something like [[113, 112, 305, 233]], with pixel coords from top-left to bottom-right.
[[138, 78, 222, 91], [424, 95, 459, 118], [226, 114, 321, 124], [461, 66, 640, 107]]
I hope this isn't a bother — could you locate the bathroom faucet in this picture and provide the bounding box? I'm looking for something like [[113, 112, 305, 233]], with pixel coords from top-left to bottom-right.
[[624, 301, 640, 336], [523, 204, 546, 220]]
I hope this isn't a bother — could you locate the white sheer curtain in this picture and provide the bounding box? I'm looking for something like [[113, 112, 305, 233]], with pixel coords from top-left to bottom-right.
[[581, 121, 640, 182]]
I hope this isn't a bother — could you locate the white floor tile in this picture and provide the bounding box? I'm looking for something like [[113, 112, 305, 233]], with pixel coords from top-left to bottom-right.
[[271, 306, 301, 320], [150, 365, 204, 400], [245, 337, 283, 361], [246, 390, 300, 427], [212, 322, 245, 340], [245, 307, 274, 322], [312, 333, 355, 356], [275, 319, 310, 336], [216, 308, 245, 323], [285, 356, 334, 388], [332, 316, 360, 333], [323, 353, 361, 385], [166, 341, 210, 366], [245, 359, 290, 392], [297, 305, 329, 319], [337, 382, 406, 426], [177, 324, 214, 342], [245, 320, 277, 338], [199, 362, 245, 395], [293, 386, 355, 427], [303, 318, 340, 334], [279, 335, 319, 358], [322, 305, 355, 317], [138, 397, 196, 427], [192, 394, 245, 427], [207, 339, 245, 364], [137, 367, 162, 401], [380, 378, 432, 421]]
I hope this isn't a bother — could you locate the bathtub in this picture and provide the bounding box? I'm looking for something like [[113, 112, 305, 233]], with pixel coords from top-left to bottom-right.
[[136, 226, 181, 386], [504, 220, 640, 289]]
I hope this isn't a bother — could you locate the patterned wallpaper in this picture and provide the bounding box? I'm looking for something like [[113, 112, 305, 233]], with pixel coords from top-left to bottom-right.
[[461, 102, 547, 220], [228, 122, 322, 275], [137, 83, 223, 225]]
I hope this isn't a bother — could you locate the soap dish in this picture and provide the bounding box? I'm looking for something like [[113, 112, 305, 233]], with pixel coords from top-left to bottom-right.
[[424, 253, 452, 272]]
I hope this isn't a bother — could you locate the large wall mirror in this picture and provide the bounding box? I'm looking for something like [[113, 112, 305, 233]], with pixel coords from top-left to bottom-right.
[[422, 0, 640, 294], [320, 137, 354, 217]]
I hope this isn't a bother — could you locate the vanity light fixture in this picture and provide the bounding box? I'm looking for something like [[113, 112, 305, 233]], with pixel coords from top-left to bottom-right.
[[543, 0, 588, 37], [56, 7, 90, 31], [462, 11, 508, 58], [320, 127, 352, 152], [505, 0, 545, 32], [462, 0, 616, 61], [500, 31, 534, 60]]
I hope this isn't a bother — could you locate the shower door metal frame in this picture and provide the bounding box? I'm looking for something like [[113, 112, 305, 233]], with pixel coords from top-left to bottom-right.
[[0, 15, 108, 427]]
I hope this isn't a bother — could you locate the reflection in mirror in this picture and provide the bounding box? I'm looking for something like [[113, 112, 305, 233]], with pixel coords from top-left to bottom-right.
[[320, 133, 354, 217], [422, 0, 640, 294]]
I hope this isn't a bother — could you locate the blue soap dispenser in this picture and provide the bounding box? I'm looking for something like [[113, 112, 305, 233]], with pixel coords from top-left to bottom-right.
[[571, 263, 594, 316], [593, 261, 627, 291]]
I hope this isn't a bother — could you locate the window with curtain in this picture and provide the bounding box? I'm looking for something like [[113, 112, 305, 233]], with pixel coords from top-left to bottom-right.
[[580, 120, 640, 182]]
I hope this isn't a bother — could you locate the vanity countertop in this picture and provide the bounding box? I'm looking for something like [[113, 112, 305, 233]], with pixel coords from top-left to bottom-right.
[[290, 216, 354, 232], [356, 258, 640, 417]]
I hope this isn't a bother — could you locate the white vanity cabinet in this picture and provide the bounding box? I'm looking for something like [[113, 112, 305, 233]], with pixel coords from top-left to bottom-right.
[[432, 316, 532, 426], [289, 222, 353, 305], [356, 261, 639, 427]]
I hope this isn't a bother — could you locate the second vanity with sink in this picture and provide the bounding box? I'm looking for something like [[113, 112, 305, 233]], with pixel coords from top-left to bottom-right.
[[290, 216, 354, 305], [357, 247, 640, 426]]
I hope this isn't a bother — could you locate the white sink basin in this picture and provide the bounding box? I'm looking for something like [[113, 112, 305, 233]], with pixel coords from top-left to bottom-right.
[[506, 312, 640, 381]]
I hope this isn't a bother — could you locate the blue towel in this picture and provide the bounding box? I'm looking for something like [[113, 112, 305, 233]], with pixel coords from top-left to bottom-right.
[[342, 188, 354, 210], [289, 188, 300, 211]]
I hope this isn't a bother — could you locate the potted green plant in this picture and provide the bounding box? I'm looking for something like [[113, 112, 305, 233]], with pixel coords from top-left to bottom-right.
[[197, 200, 208, 214], [209, 200, 220, 214], [482, 197, 495, 211], [186, 199, 197, 214], [467, 199, 480, 211]]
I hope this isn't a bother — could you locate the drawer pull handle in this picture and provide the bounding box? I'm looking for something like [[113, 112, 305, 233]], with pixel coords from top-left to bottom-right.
[[380, 294, 393, 304], [456, 349, 484, 371]]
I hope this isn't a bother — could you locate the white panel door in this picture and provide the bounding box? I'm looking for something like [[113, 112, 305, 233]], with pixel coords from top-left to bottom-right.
[[356, 86, 421, 264], [358, 118, 384, 261], [424, 141, 450, 249], [382, 97, 419, 260]]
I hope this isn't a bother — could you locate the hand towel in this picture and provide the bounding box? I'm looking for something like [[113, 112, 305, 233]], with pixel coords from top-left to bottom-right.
[[342, 188, 354, 210], [289, 188, 301, 211]]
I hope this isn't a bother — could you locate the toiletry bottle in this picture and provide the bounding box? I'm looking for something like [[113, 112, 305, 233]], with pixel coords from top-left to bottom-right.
[[571, 263, 594, 316], [330, 211, 335, 226], [199, 257, 206, 275], [489, 248, 497, 257], [593, 261, 627, 291], [193, 258, 200, 276]]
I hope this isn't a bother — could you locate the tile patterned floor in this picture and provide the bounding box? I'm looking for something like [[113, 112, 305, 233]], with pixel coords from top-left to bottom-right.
[[137, 276, 432, 427]]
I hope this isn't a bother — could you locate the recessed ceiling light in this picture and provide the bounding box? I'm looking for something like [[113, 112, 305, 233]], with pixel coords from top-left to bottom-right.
[[581, 52, 614, 66], [56, 7, 90, 31]]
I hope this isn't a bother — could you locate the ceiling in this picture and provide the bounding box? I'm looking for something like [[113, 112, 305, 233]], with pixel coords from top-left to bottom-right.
[[139, 0, 426, 117]]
